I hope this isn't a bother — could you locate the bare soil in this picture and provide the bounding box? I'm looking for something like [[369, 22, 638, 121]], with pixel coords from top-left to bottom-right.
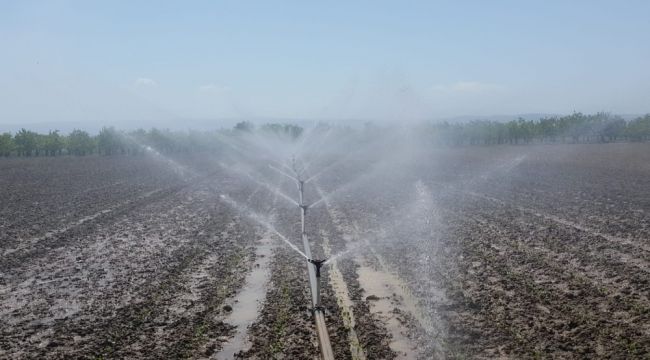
[[2, 143, 649, 359]]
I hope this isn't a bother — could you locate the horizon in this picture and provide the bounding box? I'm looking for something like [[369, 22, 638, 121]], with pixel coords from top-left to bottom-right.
[[1, 111, 647, 135]]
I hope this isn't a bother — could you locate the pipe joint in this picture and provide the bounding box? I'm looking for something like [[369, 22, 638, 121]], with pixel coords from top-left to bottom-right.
[[308, 258, 327, 277]]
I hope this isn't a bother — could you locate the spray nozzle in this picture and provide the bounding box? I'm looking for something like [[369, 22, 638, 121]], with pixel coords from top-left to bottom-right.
[[308, 258, 327, 266], [308, 258, 327, 277]]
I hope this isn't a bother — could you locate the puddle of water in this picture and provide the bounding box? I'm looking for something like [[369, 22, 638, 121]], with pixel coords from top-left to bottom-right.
[[315, 183, 444, 358], [215, 235, 273, 359], [357, 261, 419, 359], [364, 241, 443, 336], [358, 245, 447, 358], [321, 231, 366, 360]]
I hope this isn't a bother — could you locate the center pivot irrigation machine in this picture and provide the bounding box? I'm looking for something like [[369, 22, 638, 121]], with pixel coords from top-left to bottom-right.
[[269, 158, 335, 360]]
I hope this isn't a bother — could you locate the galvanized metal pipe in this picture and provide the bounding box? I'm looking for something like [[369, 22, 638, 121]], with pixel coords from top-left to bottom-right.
[[294, 168, 333, 360]]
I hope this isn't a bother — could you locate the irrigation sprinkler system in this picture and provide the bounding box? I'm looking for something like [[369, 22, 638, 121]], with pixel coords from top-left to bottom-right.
[[269, 157, 334, 360]]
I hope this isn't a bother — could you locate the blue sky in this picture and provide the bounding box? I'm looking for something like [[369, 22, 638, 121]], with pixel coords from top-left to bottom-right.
[[1, 0, 649, 127]]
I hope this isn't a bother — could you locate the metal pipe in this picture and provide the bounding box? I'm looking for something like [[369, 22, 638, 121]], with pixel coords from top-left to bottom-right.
[[308, 259, 326, 308], [314, 310, 334, 359], [300, 207, 317, 304], [294, 168, 334, 360]]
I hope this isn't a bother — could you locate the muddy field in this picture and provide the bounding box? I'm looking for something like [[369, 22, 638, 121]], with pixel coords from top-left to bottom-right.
[[1, 143, 649, 359]]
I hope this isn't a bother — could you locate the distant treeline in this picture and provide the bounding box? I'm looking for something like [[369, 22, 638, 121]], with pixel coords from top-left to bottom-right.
[[423, 112, 650, 146], [1, 113, 649, 157], [0, 122, 303, 157]]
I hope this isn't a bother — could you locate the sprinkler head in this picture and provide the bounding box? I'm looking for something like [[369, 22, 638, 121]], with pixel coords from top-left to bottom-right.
[[308, 258, 327, 267], [308, 258, 327, 277]]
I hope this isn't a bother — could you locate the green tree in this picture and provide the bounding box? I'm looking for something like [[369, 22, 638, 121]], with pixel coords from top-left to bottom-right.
[[97, 127, 122, 155], [43, 130, 64, 156], [67, 129, 96, 155], [625, 114, 650, 141], [261, 123, 304, 140], [599, 117, 626, 142], [0, 133, 14, 156], [234, 121, 254, 132], [14, 128, 38, 156]]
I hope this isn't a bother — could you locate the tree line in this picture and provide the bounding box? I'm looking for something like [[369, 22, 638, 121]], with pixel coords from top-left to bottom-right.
[[0, 122, 305, 157], [423, 112, 650, 146], [1, 113, 649, 157]]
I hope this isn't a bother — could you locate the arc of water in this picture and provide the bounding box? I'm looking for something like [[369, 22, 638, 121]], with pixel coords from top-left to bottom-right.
[[298, 127, 335, 172], [293, 125, 320, 157], [246, 174, 299, 207], [268, 164, 300, 184], [122, 133, 197, 179], [216, 162, 299, 207], [309, 195, 328, 209], [282, 160, 301, 177], [215, 133, 290, 168], [219, 194, 308, 260], [305, 166, 330, 184]]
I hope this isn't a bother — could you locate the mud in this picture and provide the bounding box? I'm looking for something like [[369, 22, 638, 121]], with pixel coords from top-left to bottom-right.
[[2, 143, 650, 359]]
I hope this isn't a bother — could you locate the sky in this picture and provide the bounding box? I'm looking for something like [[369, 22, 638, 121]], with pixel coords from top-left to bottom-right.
[[1, 0, 649, 129]]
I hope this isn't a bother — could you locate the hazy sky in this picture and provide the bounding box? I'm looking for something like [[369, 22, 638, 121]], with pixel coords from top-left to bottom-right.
[[1, 0, 649, 127]]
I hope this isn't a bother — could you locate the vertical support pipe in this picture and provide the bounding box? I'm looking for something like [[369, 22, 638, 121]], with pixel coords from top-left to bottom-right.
[[315, 266, 321, 308], [298, 180, 304, 205], [298, 179, 317, 306], [295, 167, 333, 359], [309, 259, 326, 308]]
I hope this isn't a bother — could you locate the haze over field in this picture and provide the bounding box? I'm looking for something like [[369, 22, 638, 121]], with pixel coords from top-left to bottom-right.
[[2, 1, 650, 131], [2, 2, 650, 359]]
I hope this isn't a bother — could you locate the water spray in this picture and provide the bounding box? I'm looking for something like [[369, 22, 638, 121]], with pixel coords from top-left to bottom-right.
[[270, 157, 334, 359]]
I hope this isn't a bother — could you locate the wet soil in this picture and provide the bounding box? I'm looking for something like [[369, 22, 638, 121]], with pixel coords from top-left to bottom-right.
[[309, 143, 650, 359], [2, 143, 650, 359]]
